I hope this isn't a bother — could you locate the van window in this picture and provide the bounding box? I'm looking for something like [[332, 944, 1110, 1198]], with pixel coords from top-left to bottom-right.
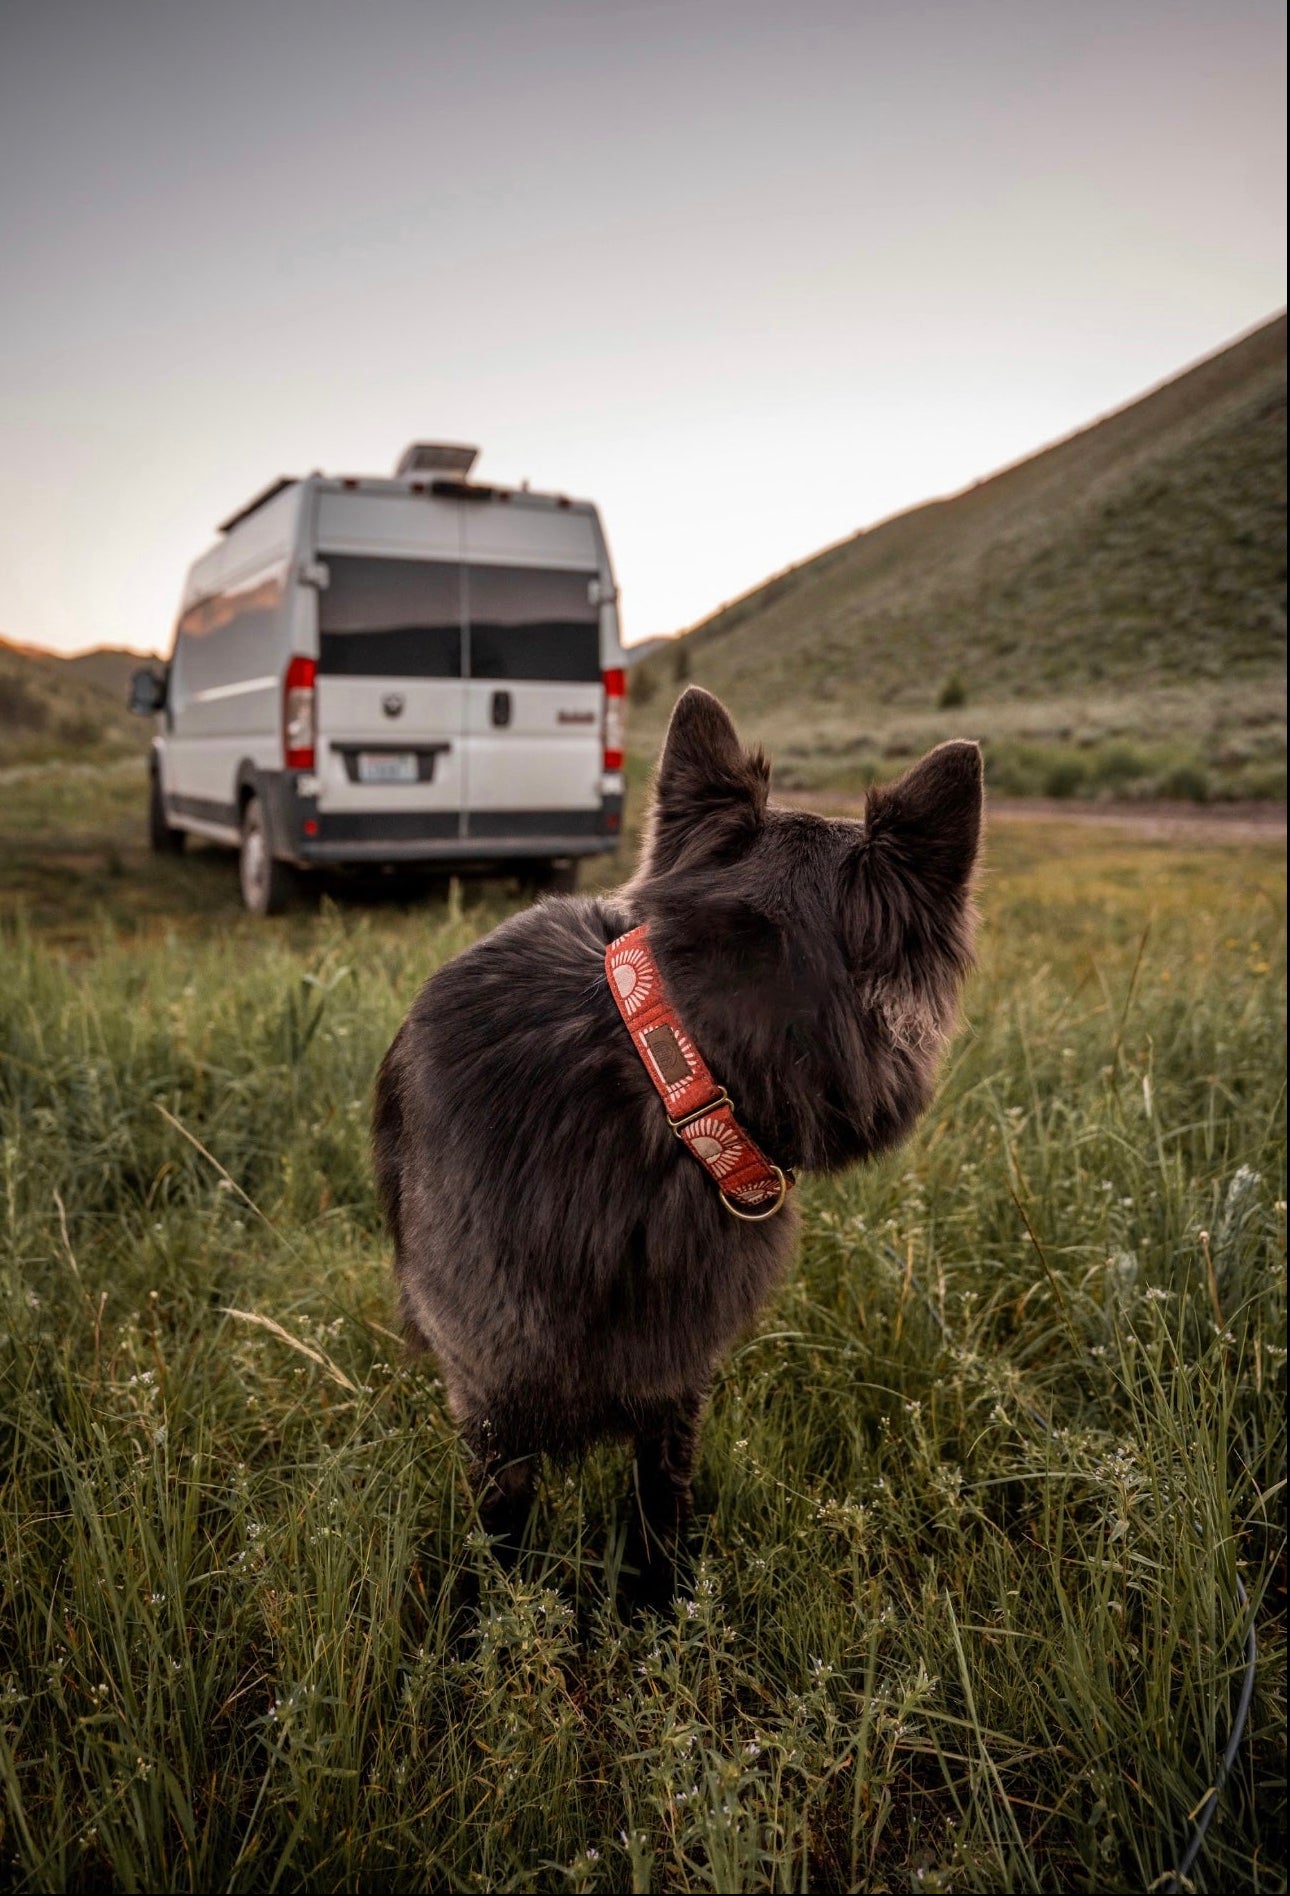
[[174, 570, 284, 697], [466, 565, 600, 682], [318, 556, 462, 676]]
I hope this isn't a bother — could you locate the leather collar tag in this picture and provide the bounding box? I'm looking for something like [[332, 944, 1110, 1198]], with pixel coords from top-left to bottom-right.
[[606, 923, 792, 1219]]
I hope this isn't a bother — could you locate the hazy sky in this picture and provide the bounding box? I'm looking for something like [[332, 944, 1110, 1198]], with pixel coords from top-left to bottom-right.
[[1, 0, 1285, 657]]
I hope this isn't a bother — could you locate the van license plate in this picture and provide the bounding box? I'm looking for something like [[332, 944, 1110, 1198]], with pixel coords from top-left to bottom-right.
[[357, 752, 418, 785]]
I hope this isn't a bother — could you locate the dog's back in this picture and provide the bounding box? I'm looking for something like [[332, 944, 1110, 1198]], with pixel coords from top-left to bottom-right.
[[375, 889, 792, 1452]]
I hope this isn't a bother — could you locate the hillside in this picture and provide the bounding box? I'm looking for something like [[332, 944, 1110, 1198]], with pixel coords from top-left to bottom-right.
[[63, 645, 161, 703], [637, 315, 1286, 799], [0, 638, 148, 764]]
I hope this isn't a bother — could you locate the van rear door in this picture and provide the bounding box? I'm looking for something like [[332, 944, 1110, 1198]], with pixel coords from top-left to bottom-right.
[[461, 506, 603, 841], [313, 550, 465, 838]]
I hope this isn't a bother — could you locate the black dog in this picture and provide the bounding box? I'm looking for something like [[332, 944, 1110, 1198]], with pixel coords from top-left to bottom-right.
[[374, 687, 982, 1603]]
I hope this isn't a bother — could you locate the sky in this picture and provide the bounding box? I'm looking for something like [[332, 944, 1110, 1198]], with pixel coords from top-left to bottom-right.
[[0, 1, 1285, 657]]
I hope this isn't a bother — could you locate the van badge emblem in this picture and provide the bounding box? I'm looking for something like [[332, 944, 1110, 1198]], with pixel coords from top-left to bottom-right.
[[382, 693, 405, 718]]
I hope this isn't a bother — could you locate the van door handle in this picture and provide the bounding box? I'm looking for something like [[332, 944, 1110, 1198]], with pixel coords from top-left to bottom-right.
[[490, 690, 512, 728]]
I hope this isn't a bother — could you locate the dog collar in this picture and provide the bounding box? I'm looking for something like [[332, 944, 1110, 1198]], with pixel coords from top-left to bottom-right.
[[605, 923, 793, 1220]]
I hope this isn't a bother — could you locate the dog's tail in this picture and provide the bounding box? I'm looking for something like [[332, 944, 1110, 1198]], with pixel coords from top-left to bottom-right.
[[371, 1026, 407, 1250]]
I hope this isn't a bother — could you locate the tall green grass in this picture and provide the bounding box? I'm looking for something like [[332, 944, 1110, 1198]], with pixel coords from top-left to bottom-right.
[[0, 827, 1284, 1891]]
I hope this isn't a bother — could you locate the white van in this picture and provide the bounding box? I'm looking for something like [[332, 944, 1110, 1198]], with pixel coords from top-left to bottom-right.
[[130, 445, 627, 911]]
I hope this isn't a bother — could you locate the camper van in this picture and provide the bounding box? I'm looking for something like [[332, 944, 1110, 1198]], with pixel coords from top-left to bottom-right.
[[130, 445, 626, 912]]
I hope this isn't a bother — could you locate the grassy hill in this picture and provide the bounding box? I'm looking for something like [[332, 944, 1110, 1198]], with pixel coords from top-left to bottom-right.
[[63, 644, 161, 703], [0, 638, 150, 765], [634, 315, 1287, 800]]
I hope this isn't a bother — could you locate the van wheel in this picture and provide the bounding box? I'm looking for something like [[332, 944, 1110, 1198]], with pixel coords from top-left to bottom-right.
[[149, 772, 185, 854], [239, 796, 294, 915]]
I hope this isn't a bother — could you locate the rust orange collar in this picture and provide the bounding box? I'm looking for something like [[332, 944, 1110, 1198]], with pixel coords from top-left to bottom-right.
[[606, 923, 792, 1220]]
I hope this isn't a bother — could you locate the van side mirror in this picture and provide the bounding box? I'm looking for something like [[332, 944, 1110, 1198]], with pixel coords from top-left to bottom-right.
[[128, 666, 168, 715]]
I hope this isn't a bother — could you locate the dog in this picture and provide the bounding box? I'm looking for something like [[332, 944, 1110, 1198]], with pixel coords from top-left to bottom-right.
[[373, 686, 982, 1605]]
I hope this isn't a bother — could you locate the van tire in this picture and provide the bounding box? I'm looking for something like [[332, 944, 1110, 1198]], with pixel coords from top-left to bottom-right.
[[239, 796, 295, 915], [149, 772, 185, 854]]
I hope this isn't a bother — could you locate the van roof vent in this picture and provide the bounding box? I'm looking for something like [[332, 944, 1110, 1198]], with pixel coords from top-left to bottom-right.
[[395, 442, 479, 480]]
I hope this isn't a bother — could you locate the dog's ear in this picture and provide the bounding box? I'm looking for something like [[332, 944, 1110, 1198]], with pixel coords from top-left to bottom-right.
[[862, 740, 983, 893], [639, 687, 770, 876]]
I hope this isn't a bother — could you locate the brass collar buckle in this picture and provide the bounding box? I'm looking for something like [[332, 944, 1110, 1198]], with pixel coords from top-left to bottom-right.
[[667, 1088, 732, 1136]]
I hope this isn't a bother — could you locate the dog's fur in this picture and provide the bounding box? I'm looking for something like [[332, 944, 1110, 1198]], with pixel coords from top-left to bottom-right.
[[373, 687, 982, 1601]]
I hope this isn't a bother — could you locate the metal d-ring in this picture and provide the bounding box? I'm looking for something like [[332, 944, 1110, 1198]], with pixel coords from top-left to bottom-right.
[[719, 1166, 789, 1221]]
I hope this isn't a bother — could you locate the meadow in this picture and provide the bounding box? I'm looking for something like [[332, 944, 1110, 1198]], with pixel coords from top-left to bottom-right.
[[0, 759, 1284, 1892]]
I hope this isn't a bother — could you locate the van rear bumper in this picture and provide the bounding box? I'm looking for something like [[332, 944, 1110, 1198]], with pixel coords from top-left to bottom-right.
[[298, 833, 618, 865], [262, 772, 624, 865]]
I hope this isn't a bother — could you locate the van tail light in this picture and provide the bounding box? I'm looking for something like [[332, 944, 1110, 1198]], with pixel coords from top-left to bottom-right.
[[602, 667, 626, 772], [284, 655, 317, 769]]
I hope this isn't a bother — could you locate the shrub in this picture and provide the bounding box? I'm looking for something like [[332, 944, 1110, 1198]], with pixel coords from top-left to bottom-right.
[[1159, 761, 1211, 803], [1093, 742, 1150, 792], [629, 659, 658, 707], [1240, 761, 1287, 800], [1043, 757, 1089, 798], [0, 675, 49, 731], [56, 715, 102, 748], [938, 673, 968, 709]]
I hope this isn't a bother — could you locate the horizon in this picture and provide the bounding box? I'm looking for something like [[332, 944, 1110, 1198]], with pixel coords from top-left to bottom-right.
[[2, 0, 1286, 660], [12, 307, 1281, 663]]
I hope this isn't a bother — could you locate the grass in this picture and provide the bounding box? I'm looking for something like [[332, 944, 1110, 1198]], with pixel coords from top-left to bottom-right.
[[630, 674, 1288, 805], [0, 763, 1285, 1892]]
